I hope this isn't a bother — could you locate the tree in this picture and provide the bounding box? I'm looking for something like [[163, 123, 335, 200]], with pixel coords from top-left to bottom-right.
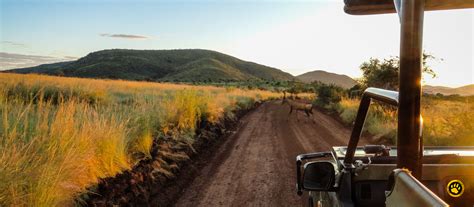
[[314, 83, 344, 107], [287, 81, 306, 95], [359, 52, 438, 90]]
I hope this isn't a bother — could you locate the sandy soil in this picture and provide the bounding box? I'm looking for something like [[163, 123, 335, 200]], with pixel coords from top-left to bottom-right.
[[174, 101, 365, 207]]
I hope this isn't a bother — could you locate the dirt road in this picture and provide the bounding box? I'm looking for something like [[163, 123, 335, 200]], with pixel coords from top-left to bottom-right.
[[175, 101, 365, 207]]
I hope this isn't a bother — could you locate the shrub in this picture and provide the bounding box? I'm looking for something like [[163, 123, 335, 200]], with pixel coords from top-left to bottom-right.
[[314, 84, 344, 109]]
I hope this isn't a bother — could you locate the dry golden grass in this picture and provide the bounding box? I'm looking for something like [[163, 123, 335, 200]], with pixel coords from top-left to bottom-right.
[[337, 96, 474, 145], [0, 73, 280, 206], [422, 98, 474, 145]]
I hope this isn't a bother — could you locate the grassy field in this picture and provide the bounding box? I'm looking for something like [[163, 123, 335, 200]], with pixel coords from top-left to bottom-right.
[[0, 73, 280, 206], [336, 96, 474, 146]]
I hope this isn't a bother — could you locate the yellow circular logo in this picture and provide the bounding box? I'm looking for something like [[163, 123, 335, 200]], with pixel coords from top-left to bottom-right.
[[446, 180, 464, 197]]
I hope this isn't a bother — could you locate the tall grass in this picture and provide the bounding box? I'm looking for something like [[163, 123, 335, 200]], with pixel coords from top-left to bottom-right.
[[336, 96, 474, 145], [0, 99, 130, 206], [422, 98, 474, 145], [0, 73, 279, 206]]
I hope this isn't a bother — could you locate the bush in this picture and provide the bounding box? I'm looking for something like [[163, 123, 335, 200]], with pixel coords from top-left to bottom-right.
[[314, 84, 344, 108]]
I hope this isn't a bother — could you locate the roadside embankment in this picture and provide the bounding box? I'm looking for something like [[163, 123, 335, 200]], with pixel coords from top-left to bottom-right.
[[81, 103, 260, 206]]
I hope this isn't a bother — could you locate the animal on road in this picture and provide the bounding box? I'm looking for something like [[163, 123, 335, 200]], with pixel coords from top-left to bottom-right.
[[281, 92, 314, 121]]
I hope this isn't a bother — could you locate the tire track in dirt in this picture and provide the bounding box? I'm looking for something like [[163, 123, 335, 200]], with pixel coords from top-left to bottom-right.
[[174, 101, 367, 207]]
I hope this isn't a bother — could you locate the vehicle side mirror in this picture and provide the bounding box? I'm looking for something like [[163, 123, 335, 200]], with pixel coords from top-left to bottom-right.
[[302, 161, 335, 191]]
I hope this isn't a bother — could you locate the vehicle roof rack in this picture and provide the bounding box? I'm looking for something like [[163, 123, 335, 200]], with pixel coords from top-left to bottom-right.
[[344, 0, 474, 15]]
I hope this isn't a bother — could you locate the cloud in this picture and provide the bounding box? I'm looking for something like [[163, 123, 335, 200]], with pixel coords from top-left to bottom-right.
[[63, 55, 79, 59], [0, 52, 77, 70], [99, 33, 149, 39], [1, 41, 28, 48]]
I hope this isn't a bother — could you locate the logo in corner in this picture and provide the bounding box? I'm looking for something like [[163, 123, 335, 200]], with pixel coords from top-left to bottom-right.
[[446, 180, 464, 197]]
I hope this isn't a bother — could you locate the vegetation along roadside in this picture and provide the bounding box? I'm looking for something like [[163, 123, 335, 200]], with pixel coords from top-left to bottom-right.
[[0, 73, 279, 206], [311, 53, 474, 146]]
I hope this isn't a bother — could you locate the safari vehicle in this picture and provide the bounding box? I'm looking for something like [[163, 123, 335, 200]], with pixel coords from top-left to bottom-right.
[[296, 0, 474, 206]]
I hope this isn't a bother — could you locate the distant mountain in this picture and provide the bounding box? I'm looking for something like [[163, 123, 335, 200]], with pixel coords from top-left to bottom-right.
[[297, 70, 357, 88], [6, 49, 294, 82], [423, 84, 474, 96]]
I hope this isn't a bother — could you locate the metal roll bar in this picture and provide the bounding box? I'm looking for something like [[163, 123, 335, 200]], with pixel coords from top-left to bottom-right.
[[344, 0, 474, 15], [343, 87, 398, 165]]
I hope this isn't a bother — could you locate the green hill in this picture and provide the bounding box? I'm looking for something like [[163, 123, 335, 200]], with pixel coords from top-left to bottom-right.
[[297, 70, 357, 89], [7, 49, 294, 82]]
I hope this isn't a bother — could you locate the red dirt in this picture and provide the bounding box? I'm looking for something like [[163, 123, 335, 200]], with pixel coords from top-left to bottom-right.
[[174, 101, 367, 207]]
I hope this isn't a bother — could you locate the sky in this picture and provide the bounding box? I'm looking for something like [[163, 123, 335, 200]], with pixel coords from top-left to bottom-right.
[[0, 0, 472, 87]]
